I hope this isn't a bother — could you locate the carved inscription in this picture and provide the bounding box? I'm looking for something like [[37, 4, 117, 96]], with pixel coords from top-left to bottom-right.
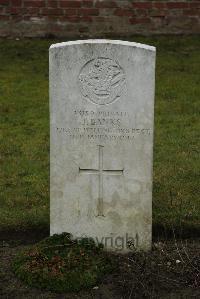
[[56, 109, 151, 141], [79, 58, 125, 105]]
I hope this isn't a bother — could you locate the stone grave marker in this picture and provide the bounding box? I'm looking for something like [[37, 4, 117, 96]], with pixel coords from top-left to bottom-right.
[[50, 40, 156, 252]]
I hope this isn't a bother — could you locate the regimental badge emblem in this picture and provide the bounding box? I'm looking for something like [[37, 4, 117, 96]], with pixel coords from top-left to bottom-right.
[[79, 57, 126, 105]]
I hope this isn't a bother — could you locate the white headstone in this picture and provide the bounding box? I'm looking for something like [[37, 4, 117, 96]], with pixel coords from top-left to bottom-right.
[[50, 40, 156, 252]]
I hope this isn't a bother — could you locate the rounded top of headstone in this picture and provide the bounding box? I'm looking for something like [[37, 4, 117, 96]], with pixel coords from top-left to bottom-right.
[[49, 39, 156, 52]]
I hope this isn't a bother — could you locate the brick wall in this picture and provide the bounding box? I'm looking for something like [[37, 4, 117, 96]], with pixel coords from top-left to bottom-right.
[[0, 1, 199, 37]]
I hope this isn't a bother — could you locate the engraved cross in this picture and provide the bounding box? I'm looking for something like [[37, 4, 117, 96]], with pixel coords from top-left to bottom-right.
[[79, 145, 124, 216]]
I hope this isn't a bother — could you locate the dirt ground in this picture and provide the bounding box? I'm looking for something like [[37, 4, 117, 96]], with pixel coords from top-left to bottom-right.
[[0, 230, 200, 299]]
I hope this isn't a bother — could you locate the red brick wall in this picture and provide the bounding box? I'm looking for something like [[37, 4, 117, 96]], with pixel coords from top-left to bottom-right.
[[0, 1, 199, 37]]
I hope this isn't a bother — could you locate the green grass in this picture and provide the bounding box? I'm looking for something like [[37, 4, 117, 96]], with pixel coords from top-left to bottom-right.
[[13, 233, 113, 292], [0, 37, 199, 236]]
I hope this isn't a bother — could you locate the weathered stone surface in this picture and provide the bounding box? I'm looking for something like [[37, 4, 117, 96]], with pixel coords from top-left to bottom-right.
[[50, 40, 156, 252]]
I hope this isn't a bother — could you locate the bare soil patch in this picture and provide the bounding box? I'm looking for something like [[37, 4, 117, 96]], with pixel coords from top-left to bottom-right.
[[0, 230, 199, 298]]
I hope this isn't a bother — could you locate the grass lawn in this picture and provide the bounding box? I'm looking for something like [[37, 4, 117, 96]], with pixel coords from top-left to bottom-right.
[[0, 36, 199, 237]]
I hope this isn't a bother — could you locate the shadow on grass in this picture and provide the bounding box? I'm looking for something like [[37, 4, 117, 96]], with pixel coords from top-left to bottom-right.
[[0, 227, 49, 245], [153, 223, 200, 241], [0, 222, 199, 247]]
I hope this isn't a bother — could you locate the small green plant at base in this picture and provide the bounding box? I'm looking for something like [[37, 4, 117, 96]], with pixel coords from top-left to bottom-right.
[[13, 233, 114, 292]]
